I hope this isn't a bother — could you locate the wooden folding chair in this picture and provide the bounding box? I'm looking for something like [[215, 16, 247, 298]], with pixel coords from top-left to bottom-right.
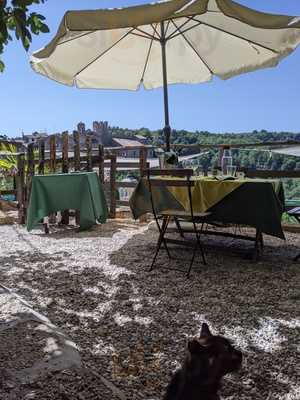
[[143, 169, 210, 278]]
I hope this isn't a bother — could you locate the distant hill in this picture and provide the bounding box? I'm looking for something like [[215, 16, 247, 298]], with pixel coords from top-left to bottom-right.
[[110, 126, 300, 146]]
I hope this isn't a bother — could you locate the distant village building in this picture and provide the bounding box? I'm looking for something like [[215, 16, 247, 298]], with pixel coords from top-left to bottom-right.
[[76, 121, 154, 158], [19, 121, 155, 158], [22, 131, 48, 145], [112, 138, 151, 158]]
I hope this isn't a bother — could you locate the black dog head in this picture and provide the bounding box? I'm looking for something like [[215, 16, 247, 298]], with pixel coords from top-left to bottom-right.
[[185, 323, 242, 384]]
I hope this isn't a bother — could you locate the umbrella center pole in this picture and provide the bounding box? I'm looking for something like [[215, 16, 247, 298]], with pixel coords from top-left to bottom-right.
[[160, 22, 171, 152]]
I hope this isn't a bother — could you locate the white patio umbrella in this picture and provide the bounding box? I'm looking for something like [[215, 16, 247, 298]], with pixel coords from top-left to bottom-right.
[[30, 0, 300, 150]]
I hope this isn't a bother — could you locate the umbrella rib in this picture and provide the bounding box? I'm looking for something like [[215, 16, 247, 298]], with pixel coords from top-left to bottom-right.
[[131, 32, 158, 41], [171, 20, 215, 75], [57, 31, 94, 47], [166, 17, 194, 40], [133, 27, 159, 41], [191, 17, 279, 54], [74, 28, 135, 78], [151, 23, 161, 40], [167, 18, 202, 41], [164, 20, 171, 37], [140, 26, 156, 84]]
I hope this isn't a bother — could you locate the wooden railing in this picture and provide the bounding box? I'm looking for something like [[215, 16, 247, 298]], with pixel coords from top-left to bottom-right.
[[11, 133, 151, 224], [171, 140, 300, 150], [243, 169, 300, 179], [2, 134, 300, 225]]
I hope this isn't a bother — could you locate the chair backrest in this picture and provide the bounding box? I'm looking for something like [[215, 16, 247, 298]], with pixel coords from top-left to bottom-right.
[[142, 169, 193, 178], [142, 169, 195, 219]]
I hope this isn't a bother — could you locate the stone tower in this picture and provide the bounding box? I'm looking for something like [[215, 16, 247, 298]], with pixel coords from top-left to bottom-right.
[[92, 121, 112, 146], [77, 122, 86, 134]]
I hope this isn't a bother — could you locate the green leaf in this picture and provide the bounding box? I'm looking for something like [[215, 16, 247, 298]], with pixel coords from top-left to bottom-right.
[[22, 32, 31, 50], [0, 0, 48, 71], [0, 59, 5, 72], [35, 13, 46, 21], [39, 22, 49, 33]]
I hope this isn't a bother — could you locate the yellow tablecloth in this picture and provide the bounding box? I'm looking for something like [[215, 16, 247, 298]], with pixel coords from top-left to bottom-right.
[[168, 177, 239, 212], [167, 177, 279, 213]]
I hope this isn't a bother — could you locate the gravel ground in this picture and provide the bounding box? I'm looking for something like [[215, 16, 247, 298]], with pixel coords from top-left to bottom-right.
[[0, 367, 122, 400], [0, 221, 299, 400]]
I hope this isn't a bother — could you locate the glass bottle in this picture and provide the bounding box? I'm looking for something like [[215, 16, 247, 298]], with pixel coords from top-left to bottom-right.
[[221, 146, 233, 175]]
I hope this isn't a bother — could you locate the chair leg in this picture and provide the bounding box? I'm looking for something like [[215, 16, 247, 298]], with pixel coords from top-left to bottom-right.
[[174, 217, 184, 238], [150, 216, 170, 271], [154, 217, 171, 259], [186, 222, 207, 278], [162, 218, 171, 259], [161, 216, 171, 259], [186, 243, 198, 278], [195, 222, 207, 265]]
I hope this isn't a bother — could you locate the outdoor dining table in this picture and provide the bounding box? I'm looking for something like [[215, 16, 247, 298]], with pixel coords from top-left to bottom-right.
[[130, 176, 285, 240], [27, 172, 108, 232]]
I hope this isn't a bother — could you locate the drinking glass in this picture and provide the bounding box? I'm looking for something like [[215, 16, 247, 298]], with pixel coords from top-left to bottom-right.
[[227, 165, 237, 177], [236, 171, 245, 179], [191, 160, 198, 174]]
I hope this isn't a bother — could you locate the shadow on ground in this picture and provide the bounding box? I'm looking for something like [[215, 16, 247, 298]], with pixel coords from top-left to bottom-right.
[[32, 220, 145, 240], [0, 223, 299, 399]]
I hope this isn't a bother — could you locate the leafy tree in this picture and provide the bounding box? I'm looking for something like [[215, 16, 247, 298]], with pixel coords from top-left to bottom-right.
[[0, 0, 49, 72], [282, 159, 296, 171], [0, 142, 17, 184]]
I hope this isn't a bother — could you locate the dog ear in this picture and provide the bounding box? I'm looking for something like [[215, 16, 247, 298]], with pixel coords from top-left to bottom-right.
[[200, 323, 212, 338]]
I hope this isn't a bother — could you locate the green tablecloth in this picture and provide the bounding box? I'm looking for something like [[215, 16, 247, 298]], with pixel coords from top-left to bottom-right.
[[27, 172, 108, 231], [129, 177, 285, 239]]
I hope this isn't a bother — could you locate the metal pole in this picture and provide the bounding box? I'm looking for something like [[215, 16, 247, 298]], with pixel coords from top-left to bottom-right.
[[160, 21, 171, 151]]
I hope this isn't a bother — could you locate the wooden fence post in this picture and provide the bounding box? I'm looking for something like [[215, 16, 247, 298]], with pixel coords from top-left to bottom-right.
[[98, 144, 104, 184], [86, 134, 92, 172], [61, 132, 69, 225], [50, 135, 57, 173], [16, 153, 25, 224], [139, 147, 148, 222], [73, 131, 81, 172], [139, 147, 147, 174], [73, 131, 81, 225], [49, 135, 57, 224], [110, 154, 117, 218], [38, 140, 45, 175], [25, 144, 35, 221], [62, 132, 69, 174]]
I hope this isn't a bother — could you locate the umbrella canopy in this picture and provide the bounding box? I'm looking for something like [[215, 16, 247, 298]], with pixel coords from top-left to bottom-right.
[[31, 0, 300, 149]]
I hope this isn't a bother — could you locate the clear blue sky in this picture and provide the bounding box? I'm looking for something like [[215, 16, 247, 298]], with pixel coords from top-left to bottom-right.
[[1, 0, 300, 137]]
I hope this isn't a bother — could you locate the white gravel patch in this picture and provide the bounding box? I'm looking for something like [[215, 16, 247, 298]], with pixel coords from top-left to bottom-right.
[[0, 221, 299, 400]]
